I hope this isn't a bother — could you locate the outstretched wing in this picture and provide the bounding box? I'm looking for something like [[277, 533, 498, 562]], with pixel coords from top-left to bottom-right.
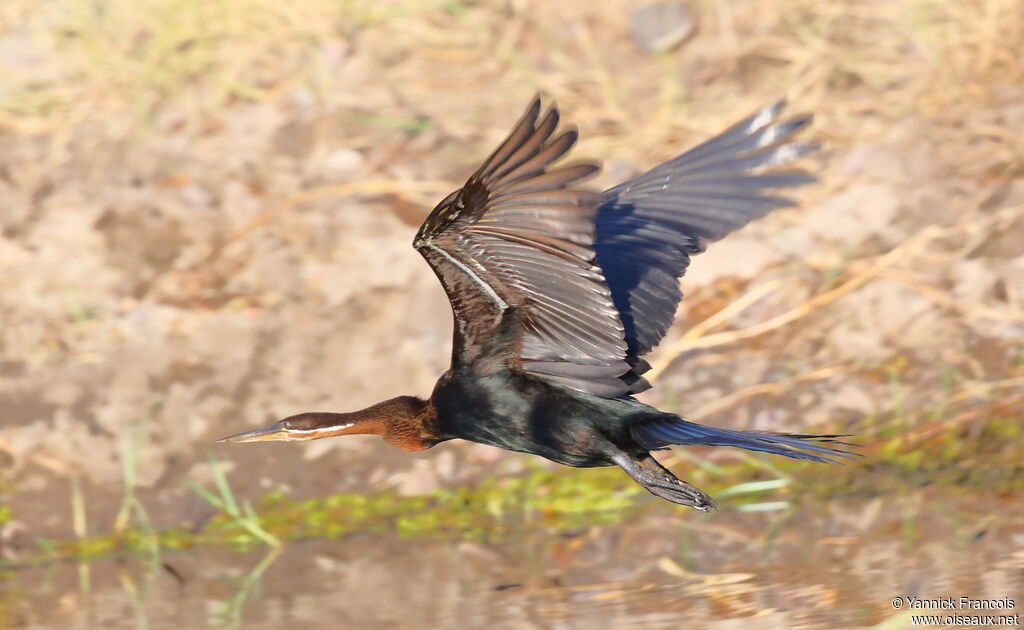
[[595, 102, 817, 373], [414, 97, 633, 396]]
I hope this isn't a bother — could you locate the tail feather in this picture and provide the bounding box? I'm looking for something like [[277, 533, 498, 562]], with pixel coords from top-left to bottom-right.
[[633, 419, 858, 464]]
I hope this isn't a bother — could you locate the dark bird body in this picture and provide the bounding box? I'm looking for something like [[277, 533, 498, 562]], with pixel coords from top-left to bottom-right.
[[431, 357, 652, 469], [221, 97, 855, 509]]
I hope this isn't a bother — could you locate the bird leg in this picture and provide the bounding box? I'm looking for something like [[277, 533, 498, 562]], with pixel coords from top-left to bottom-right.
[[609, 451, 718, 512]]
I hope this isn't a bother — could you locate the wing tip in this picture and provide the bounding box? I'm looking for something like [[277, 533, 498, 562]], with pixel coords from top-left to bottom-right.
[[748, 100, 785, 132], [747, 101, 816, 146], [525, 94, 543, 119]]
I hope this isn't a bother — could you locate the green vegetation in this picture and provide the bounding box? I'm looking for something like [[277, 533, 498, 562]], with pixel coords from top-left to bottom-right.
[[0, 402, 1018, 572]]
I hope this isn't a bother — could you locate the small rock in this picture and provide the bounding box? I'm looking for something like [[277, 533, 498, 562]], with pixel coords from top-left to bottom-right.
[[630, 2, 695, 55], [322, 148, 364, 178], [180, 182, 214, 208]]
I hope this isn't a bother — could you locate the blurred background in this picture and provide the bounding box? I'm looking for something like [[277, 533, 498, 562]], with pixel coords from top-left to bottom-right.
[[1, 0, 1022, 627]]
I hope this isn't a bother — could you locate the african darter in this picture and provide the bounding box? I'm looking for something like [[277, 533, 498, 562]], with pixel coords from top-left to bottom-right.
[[220, 97, 854, 510]]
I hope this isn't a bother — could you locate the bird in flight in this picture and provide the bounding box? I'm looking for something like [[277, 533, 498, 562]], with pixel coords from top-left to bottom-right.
[[220, 97, 854, 510]]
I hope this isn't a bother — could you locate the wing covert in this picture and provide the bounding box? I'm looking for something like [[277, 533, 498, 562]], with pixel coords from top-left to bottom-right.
[[414, 98, 635, 397]]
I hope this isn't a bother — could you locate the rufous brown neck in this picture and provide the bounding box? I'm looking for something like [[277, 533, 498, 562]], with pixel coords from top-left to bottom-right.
[[280, 396, 440, 451]]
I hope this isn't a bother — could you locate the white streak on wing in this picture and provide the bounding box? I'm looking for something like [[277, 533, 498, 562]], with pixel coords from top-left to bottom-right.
[[756, 124, 780, 147], [427, 244, 508, 310], [747, 104, 776, 133], [768, 144, 801, 165]]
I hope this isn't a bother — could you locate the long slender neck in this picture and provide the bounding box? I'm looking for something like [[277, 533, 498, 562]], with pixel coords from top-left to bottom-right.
[[283, 396, 439, 451]]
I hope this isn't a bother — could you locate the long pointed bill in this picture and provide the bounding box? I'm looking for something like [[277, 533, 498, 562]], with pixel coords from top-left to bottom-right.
[[217, 421, 290, 443]]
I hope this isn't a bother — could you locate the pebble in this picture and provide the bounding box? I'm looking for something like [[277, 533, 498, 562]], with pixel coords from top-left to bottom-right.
[[322, 148, 364, 177], [630, 2, 695, 54]]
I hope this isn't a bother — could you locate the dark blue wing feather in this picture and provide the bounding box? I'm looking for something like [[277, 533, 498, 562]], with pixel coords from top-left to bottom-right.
[[595, 102, 816, 363]]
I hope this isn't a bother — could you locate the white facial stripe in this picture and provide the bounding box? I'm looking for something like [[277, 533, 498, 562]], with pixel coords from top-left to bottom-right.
[[287, 423, 354, 437]]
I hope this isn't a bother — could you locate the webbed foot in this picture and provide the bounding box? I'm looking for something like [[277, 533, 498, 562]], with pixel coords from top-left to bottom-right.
[[611, 451, 718, 511]]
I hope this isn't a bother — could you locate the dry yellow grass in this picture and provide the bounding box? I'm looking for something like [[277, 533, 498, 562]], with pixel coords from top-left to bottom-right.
[[2, 0, 1021, 147]]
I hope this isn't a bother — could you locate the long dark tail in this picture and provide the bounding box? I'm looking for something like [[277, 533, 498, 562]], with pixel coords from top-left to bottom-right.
[[633, 418, 858, 464]]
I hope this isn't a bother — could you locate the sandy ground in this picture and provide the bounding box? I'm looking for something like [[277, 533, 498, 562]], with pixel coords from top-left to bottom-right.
[[0, 0, 1022, 627], [2, 0, 1023, 536]]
